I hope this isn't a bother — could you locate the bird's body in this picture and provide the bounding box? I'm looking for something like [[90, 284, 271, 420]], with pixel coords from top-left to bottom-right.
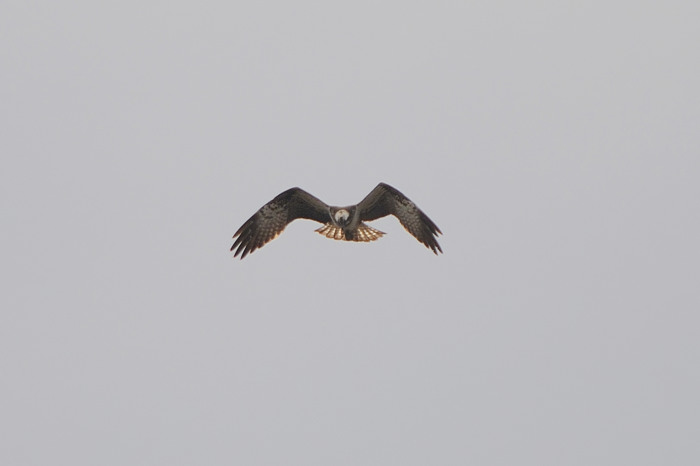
[[230, 183, 442, 259]]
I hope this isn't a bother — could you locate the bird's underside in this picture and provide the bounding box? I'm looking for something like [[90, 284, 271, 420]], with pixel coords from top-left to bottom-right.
[[230, 182, 442, 259]]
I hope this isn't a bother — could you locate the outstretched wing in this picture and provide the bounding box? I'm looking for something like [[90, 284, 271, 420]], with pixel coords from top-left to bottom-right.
[[357, 183, 443, 254], [231, 188, 329, 259]]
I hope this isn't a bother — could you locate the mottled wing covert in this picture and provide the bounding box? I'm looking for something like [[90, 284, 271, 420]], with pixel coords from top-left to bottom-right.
[[231, 188, 329, 259], [357, 183, 443, 254]]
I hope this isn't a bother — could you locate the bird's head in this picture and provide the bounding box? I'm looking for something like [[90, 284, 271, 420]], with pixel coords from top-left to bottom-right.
[[331, 207, 352, 227]]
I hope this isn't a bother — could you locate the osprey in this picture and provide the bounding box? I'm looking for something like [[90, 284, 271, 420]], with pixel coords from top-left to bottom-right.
[[230, 183, 442, 259]]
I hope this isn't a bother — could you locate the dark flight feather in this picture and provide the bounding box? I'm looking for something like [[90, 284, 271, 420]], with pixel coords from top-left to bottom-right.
[[230, 188, 328, 259], [357, 183, 443, 254]]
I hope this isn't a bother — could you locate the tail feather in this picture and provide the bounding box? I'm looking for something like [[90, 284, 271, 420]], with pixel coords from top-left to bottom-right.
[[315, 223, 385, 242]]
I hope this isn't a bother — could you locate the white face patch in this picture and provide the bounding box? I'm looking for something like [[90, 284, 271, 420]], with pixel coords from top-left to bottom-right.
[[334, 209, 350, 223]]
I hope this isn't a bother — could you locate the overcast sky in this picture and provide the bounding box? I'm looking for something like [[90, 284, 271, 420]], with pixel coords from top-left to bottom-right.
[[2, 1, 699, 465]]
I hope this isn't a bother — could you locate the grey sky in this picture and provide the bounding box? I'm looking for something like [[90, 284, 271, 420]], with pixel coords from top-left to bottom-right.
[[2, 1, 699, 465]]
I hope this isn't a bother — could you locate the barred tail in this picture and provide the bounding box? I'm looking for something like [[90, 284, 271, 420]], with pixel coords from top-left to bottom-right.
[[315, 223, 385, 242]]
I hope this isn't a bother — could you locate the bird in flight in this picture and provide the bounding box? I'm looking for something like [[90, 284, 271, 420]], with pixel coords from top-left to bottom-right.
[[230, 182, 442, 259]]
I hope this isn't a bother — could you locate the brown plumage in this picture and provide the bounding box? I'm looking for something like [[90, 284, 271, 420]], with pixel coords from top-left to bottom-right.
[[231, 183, 442, 259]]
